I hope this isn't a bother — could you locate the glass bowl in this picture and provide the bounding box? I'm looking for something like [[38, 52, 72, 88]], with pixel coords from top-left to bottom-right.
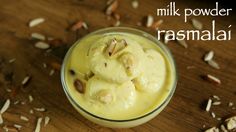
[[61, 27, 177, 128]]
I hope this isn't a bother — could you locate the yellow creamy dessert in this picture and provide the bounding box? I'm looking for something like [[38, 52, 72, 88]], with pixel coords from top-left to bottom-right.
[[62, 28, 176, 127]]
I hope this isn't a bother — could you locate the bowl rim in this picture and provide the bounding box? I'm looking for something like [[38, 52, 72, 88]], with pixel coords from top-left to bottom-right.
[[60, 27, 178, 122]]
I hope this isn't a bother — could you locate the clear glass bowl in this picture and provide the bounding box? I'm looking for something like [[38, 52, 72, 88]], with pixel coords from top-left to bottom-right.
[[61, 27, 177, 128]]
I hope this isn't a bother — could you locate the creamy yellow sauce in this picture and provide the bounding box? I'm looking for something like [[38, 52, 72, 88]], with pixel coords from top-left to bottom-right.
[[65, 32, 175, 120]]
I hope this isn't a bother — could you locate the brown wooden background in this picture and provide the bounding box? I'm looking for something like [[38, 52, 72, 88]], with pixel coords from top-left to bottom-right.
[[0, 0, 235, 131]]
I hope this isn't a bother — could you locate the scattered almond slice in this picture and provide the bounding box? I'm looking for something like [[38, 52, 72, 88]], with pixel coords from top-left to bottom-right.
[[3, 125, 18, 132], [205, 74, 221, 85], [35, 117, 43, 132], [206, 98, 212, 112], [208, 60, 220, 69], [31, 33, 46, 41], [152, 19, 163, 30], [21, 75, 31, 86], [49, 69, 55, 76], [213, 95, 220, 100], [212, 101, 221, 105], [14, 100, 20, 105], [131, 0, 139, 9], [191, 18, 203, 30], [29, 95, 34, 103], [35, 41, 50, 49], [29, 18, 45, 27], [20, 115, 29, 122], [29, 109, 34, 114], [204, 127, 219, 132], [113, 20, 121, 27], [217, 118, 222, 121], [34, 107, 46, 112], [9, 58, 16, 63], [1, 99, 10, 114], [204, 51, 214, 61], [228, 102, 234, 107], [220, 125, 228, 132], [211, 112, 216, 118], [14, 124, 22, 130], [177, 39, 188, 48], [70, 21, 88, 31], [44, 116, 50, 126], [225, 116, 236, 130], [146, 15, 154, 27], [106, 0, 118, 15]]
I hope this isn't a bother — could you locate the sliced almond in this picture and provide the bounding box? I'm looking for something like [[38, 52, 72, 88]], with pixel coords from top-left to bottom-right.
[[35, 117, 43, 132], [70, 21, 88, 31], [152, 19, 163, 30], [3, 126, 18, 132], [97, 90, 113, 104], [204, 127, 219, 132], [106, 0, 118, 15], [29, 95, 34, 103], [1, 99, 10, 114], [9, 58, 16, 63], [74, 79, 85, 93], [44, 116, 50, 126], [192, 18, 203, 30], [106, 38, 117, 56], [49, 69, 55, 76], [212, 101, 221, 105], [208, 60, 220, 69], [225, 116, 236, 130], [220, 125, 228, 132], [213, 95, 220, 100], [14, 124, 22, 130], [30, 109, 34, 114], [205, 74, 221, 85], [21, 76, 31, 86], [211, 112, 216, 118], [228, 102, 234, 107], [31, 33, 46, 40], [206, 98, 212, 112], [34, 107, 46, 112], [35, 41, 50, 49], [29, 18, 45, 27], [177, 39, 188, 48], [20, 115, 29, 122], [204, 51, 214, 61], [146, 15, 154, 27], [131, 0, 139, 9]]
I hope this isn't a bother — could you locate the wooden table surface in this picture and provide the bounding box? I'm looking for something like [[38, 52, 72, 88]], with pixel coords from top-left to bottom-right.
[[0, 0, 235, 131]]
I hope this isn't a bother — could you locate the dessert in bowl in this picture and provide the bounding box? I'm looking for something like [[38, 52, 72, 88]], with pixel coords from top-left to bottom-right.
[[61, 27, 177, 128]]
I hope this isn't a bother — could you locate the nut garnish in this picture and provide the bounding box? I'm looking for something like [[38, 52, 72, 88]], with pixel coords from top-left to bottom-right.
[[191, 18, 203, 30], [74, 79, 85, 93], [204, 127, 219, 132], [0, 114, 3, 124], [70, 21, 88, 31], [35, 41, 50, 49], [105, 0, 118, 15], [31, 33, 46, 41], [206, 98, 212, 112], [29, 95, 34, 103], [106, 38, 117, 56], [119, 52, 136, 76], [44, 116, 50, 126], [97, 90, 113, 104], [225, 116, 236, 130], [228, 102, 234, 107], [205, 74, 221, 85], [21, 75, 31, 86], [152, 19, 163, 30], [212, 101, 221, 106], [204, 51, 214, 61], [29, 18, 45, 27], [177, 39, 188, 48], [131, 0, 139, 9], [211, 112, 216, 118], [20, 115, 29, 122], [34, 107, 46, 112], [35, 117, 43, 132], [146, 15, 154, 27], [220, 125, 228, 132], [14, 124, 22, 130], [207, 60, 220, 69]]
